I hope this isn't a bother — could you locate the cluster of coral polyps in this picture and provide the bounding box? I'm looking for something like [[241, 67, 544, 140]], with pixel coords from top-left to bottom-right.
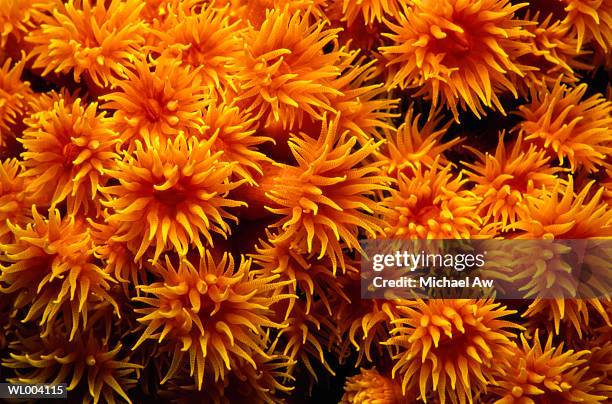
[[0, 0, 610, 403]]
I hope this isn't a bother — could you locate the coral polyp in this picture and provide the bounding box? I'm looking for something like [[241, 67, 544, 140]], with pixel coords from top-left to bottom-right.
[[26, 0, 147, 88], [273, 299, 341, 382], [493, 330, 607, 403], [336, 297, 405, 365], [4, 319, 141, 404], [381, 0, 531, 119], [0, 0, 610, 402], [337, 0, 401, 26], [198, 99, 269, 184], [560, 0, 612, 52], [0, 56, 32, 148], [0, 208, 118, 340], [154, 3, 244, 92], [510, 176, 612, 238], [100, 135, 245, 264], [340, 368, 404, 403], [523, 298, 611, 339], [464, 132, 560, 228], [132, 252, 291, 389], [101, 56, 210, 148], [20, 98, 118, 213], [88, 218, 141, 286], [265, 115, 389, 272], [0, 159, 31, 243], [236, 8, 344, 128], [377, 106, 457, 175], [0, 0, 53, 47], [516, 80, 612, 173], [328, 54, 399, 144], [386, 299, 521, 403], [251, 229, 352, 315], [516, 11, 591, 94], [382, 160, 483, 239]]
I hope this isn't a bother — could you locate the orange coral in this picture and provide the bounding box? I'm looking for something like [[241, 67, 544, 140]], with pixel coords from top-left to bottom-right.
[[336, 297, 405, 365], [0, 159, 32, 243], [376, 106, 457, 176], [132, 252, 292, 389], [586, 338, 612, 401], [20, 98, 119, 214], [101, 56, 210, 148], [517, 80, 612, 173], [335, 0, 401, 26], [604, 167, 612, 206], [510, 176, 612, 238], [560, 0, 612, 52], [100, 134, 245, 264], [523, 298, 610, 339], [340, 368, 405, 403], [140, 0, 207, 27], [236, 8, 345, 128], [251, 230, 352, 315], [387, 299, 521, 403], [199, 99, 270, 184], [0, 208, 118, 340], [265, 115, 390, 273], [493, 330, 607, 403], [0, 0, 610, 402], [328, 52, 399, 144], [154, 3, 244, 93], [26, 0, 147, 87], [483, 239, 611, 338], [25, 89, 80, 119], [516, 12, 591, 95], [332, 13, 385, 52], [215, 350, 295, 403], [240, 0, 330, 28], [0, 56, 32, 148], [4, 322, 142, 404], [381, 0, 532, 120], [0, 0, 53, 47], [155, 348, 295, 403], [463, 132, 561, 228], [272, 299, 340, 381], [382, 160, 484, 239], [88, 218, 141, 286]]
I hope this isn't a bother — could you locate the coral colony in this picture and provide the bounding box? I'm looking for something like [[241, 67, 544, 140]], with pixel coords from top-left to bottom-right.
[[0, 0, 611, 403]]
